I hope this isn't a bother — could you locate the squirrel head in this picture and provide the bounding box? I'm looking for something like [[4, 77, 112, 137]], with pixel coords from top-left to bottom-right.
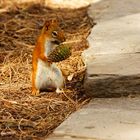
[[41, 19, 66, 45]]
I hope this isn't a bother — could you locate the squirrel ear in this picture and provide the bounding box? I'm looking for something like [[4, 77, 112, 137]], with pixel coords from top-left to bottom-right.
[[43, 19, 58, 30], [44, 20, 51, 30]]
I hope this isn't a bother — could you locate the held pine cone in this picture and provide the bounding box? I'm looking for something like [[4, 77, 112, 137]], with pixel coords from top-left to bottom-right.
[[48, 44, 71, 62]]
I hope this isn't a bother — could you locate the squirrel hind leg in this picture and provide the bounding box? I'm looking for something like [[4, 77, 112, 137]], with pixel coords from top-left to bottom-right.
[[32, 88, 40, 96], [56, 88, 64, 94]]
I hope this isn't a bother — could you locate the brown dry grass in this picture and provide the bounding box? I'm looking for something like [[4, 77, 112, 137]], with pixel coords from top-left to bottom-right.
[[0, 3, 94, 140]]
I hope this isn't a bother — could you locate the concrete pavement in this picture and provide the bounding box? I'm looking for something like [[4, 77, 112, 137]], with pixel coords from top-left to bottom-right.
[[48, 97, 140, 140]]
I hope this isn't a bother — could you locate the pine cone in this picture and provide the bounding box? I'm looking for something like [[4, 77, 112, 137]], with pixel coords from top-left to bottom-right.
[[48, 44, 71, 62]]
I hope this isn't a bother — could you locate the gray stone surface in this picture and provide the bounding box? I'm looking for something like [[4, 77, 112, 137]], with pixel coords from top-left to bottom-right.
[[88, 0, 140, 22], [87, 53, 140, 76], [84, 53, 140, 97], [84, 74, 140, 97], [83, 0, 140, 60], [82, 0, 140, 97], [83, 13, 140, 60], [48, 98, 140, 140]]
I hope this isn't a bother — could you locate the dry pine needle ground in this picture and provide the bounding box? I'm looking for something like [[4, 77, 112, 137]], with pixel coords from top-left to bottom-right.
[[0, 3, 94, 140]]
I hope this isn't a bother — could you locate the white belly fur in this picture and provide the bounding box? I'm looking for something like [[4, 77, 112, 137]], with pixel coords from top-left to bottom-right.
[[35, 59, 64, 90]]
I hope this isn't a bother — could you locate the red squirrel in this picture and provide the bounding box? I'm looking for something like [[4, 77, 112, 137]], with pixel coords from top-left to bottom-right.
[[32, 19, 66, 95]]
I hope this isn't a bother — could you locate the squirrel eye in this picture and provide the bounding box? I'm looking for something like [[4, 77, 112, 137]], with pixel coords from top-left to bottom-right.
[[52, 31, 58, 37]]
